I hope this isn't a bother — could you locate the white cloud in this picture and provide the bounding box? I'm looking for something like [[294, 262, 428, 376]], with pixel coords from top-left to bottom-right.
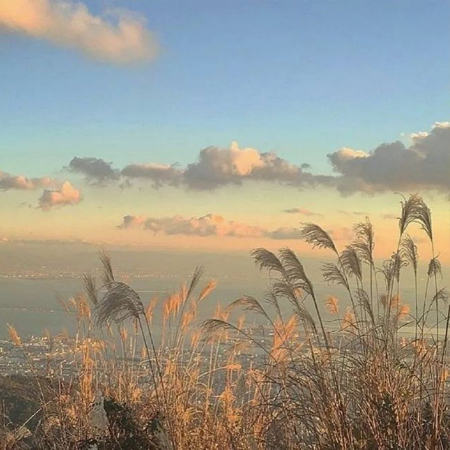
[[39, 181, 82, 210], [331, 147, 369, 162], [0, 0, 158, 64]]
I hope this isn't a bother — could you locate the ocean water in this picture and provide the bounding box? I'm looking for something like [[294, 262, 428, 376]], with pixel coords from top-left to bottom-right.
[[0, 276, 268, 340], [0, 274, 446, 340]]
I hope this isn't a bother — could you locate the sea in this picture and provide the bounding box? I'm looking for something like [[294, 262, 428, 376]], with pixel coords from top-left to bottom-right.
[[0, 274, 443, 341]]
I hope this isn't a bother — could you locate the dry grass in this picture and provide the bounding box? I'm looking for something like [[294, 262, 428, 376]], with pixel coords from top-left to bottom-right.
[[1, 194, 450, 449]]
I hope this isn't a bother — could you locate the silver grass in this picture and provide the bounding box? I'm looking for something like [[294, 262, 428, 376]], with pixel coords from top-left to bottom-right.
[[398, 194, 433, 241], [202, 318, 271, 357], [340, 246, 362, 281], [380, 259, 395, 292], [382, 252, 406, 288], [428, 256, 442, 279], [202, 318, 233, 335], [197, 279, 217, 303], [414, 197, 433, 242], [95, 281, 145, 326], [99, 251, 115, 286], [271, 280, 302, 306], [252, 248, 307, 309], [430, 288, 450, 307], [92, 255, 169, 426], [265, 290, 283, 321], [379, 253, 405, 291], [355, 288, 375, 326], [398, 194, 423, 236], [322, 263, 349, 290], [401, 235, 419, 274], [83, 272, 98, 305], [279, 248, 314, 296], [300, 223, 338, 255], [353, 219, 375, 265], [184, 265, 204, 302], [252, 248, 285, 276], [228, 295, 272, 323], [392, 251, 406, 283], [175, 265, 204, 339], [351, 241, 373, 267], [294, 307, 318, 335]]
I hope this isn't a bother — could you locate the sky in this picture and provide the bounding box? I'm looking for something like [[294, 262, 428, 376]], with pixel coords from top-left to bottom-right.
[[0, 0, 449, 266]]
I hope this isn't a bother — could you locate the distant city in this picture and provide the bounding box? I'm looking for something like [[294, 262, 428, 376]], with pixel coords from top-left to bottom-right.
[[0, 335, 76, 377], [0, 267, 180, 280]]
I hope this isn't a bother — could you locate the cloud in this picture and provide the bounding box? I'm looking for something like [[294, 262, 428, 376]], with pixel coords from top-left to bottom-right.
[[0, 170, 57, 190], [39, 181, 82, 210], [328, 122, 450, 195], [337, 210, 368, 217], [68, 157, 120, 185], [118, 213, 267, 238], [121, 163, 183, 188], [68, 122, 449, 197], [269, 226, 352, 241], [117, 215, 147, 229], [0, 0, 158, 64], [283, 207, 322, 217], [268, 227, 304, 240], [72, 141, 334, 191], [118, 212, 355, 244], [328, 227, 353, 241], [1, 168, 82, 210], [183, 142, 334, 190]]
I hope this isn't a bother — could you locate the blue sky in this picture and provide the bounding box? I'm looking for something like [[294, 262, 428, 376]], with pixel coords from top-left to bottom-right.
[[0, 0, 449, 264], [1, 0, 449, 177]]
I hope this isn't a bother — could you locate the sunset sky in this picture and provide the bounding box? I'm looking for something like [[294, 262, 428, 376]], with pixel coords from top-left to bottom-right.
[[0, 0, 449, 264]]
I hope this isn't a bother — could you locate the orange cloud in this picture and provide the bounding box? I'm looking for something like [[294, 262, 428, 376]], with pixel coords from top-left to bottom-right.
[[118, 213, 268, 238], [39, 181, 82, 210], [118, 212, 329, 243], [0, 0, 158, 64], [327, 226, 354, 242], [0, 170, 57, 190]]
